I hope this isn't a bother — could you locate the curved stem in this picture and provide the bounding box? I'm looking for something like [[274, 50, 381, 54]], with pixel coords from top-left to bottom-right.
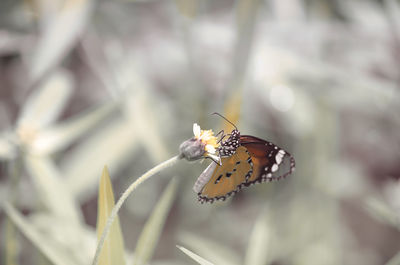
[[92, 155, 182, 265]]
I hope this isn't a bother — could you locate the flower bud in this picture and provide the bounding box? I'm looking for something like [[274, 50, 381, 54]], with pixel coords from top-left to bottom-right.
[[179, 123, 221, 164], [179, 138, 206, 161]]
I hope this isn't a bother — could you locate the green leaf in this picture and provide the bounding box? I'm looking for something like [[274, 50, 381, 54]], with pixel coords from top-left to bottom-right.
[[177, 245, 214, 265], [16, 70, 73, 130], [133, 177, 179, 265], [96, 166, 126, 265]]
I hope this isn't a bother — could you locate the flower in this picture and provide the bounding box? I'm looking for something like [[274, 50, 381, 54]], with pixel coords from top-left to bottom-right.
[[193, 123, 219, 153], [179, 123, 221, 164]]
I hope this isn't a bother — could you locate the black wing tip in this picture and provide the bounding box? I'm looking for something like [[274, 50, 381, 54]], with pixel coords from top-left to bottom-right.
[[248, 153, 295, 184], [266, 153, 295, 182]]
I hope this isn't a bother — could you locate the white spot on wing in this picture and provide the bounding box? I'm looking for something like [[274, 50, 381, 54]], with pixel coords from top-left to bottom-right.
[[271, 164, 278, 172], [275, 150, 285, 165], [275, 155, 282, 165]]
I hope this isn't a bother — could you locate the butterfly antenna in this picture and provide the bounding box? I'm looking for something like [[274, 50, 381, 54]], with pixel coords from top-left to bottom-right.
[[211, 112, 238, 130]]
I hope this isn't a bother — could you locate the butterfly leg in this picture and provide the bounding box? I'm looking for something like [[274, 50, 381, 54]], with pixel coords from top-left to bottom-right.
[[215, 130, 225, 143], [208, 155, 222, 165]]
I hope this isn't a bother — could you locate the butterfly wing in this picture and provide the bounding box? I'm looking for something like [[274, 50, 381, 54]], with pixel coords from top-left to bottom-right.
[[195, 146, 253, 203], [193, 162, 217, 194], [240, 135, 295, 184]]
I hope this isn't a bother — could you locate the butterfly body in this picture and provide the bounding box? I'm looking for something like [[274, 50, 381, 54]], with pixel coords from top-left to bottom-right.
[[194, 130, 295, 203], [218, 129, 241, 157]]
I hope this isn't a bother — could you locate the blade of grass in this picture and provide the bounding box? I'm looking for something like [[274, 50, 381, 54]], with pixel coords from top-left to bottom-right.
[[24, 155, 82, 222], [31, 101, 118, 155], [178, 231, 240, 265], [177, 245, 214, 265], [2, 203, 79, 265], [92, 155, 181, 265], [364, 197, 400, 230], [0, 137, 16, 160], [133, 177, 179, 265], [63, 118, 140, 201], [229, 0, 261, 91], [29, 0, 93, 83], [16, 70, 73, 130], [96, 166, 126, 265], [5, 218, 18, 265], [221, 0, 259, 130], [223, 89, 242, 132], [244, 209, 272, 265], [174, 0, 199, 19], [128, 89, 170, 163], [5, 158, 23, 265]]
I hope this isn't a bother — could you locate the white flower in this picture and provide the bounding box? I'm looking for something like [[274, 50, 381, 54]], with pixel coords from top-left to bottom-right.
[[193, 123, 201, 138]]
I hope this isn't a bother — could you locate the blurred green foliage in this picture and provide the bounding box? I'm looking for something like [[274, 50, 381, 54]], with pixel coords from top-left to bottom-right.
[[1, 0, 400, 264]]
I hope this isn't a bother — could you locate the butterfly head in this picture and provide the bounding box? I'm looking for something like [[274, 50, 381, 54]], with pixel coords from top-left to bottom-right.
[[218, 129, 241, 157]]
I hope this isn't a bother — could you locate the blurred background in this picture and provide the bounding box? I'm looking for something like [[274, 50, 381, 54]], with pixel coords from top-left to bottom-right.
[[1, 0, 400, 264]]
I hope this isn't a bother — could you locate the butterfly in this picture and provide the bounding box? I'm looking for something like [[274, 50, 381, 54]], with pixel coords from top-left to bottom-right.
[[193, 114, 295, 203]]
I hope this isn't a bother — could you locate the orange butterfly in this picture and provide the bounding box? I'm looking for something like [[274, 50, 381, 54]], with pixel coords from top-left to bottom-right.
[[193, 116, 295, 203]]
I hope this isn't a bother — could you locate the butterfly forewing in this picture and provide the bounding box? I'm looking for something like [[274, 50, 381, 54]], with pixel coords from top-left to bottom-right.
[[197, 146, 253, 203], [241, 135, 295, 184]]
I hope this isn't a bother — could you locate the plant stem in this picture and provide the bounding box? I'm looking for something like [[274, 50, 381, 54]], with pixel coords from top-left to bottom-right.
[[92, 155, 182, 265]]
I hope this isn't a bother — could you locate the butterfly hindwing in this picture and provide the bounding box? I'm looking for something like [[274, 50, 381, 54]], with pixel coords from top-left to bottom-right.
[[241, 135, 295, 184], [193, 162, 217, 194], [196, 146, 253, 203]]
